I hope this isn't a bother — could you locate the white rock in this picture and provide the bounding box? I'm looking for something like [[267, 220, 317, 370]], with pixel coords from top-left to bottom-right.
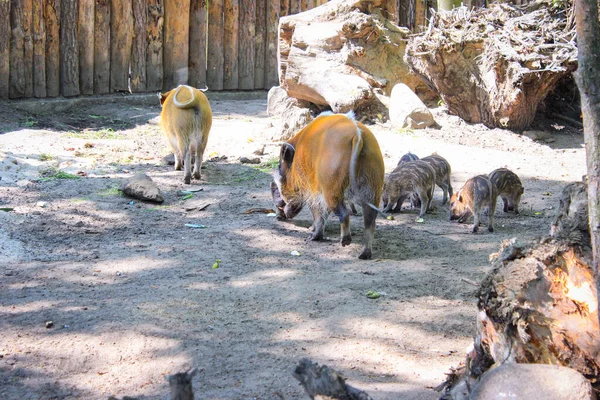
[[389, 83, 436, 129]]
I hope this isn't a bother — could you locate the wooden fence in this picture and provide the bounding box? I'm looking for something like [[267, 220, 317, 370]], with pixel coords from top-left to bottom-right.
[[0, 0, 447, 100], [0, 0, 332, 99]]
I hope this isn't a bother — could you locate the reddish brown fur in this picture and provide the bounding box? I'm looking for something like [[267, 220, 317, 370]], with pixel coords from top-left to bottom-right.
[[273, 113, 384, 260], [488, 168, 524, 213], [160, 85, 213, 184], [450, 175, 498, 233]]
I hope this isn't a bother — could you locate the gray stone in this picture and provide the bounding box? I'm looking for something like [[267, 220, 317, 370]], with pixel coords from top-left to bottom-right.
[[120, 173, 164, 203], [389, 84, 436, 129], [470, 363, 594, 400], [239, 157, 261, 164], [267, 86, 310, 117]]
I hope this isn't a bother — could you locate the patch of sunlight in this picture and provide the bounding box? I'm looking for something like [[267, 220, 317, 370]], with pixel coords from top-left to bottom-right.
[[3, 300, 55, 314], [229, 269, 297, 288], [186, 281, 220, 291]]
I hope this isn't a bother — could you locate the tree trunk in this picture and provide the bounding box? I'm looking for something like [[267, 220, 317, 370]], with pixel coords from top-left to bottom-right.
[[78, 0, 94, 95], [32, 0, 46, 98], [254, 0, 266, 89], [574, 0, 600, 291], [60, 0, 79, 97], [10, 0, 26, 98], [45, 0, 60, 97], [22, 0, 33, 97], [131, 0, 147, 92], [94, 0, 110, 94], [0, 0, 10, 99], [146, 0, 163, 91], [238, 0, 255, 89], [164, 0, 190, 89], [207, 0, 224, 90], [111, 0, 133, 92], [223, 0, 239, 89], [266, 0, 280, 88]]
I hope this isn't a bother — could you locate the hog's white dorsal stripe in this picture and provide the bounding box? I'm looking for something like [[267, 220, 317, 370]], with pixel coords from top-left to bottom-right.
[[173, 85, 195, 107]]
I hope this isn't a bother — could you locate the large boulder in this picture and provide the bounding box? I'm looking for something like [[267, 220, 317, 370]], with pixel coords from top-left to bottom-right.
[[267, 86, 313, 141], [389, 83, 436, 129], [278, 0, 434, 115], [120, 172, 164, 203]]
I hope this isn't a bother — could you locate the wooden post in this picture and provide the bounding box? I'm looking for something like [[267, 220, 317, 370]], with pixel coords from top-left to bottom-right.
[[10, 0, 28, 98], [111, 0, 133, 92], [23, 0, 33, 97], [386, 0, 399, 24], [94, 0, 109, 94], [223, 0, 239, 89], [78, 0, 94, 95], [415, 0, 427, 31], [300, 0, 309, 11], [238, 0, 254, 89], [164, 0, 190, 89], [146, 0, 163, 91], [280, 0, 289, 16], [289, 0, 299, 14], [207, 0, 224, 90], [32, 0, 45, 97], [575, 0, 600, 285], [266, 0, 279, 88], [131, 0, 147, 92], [0, 0, 9, 99], [45, 0, 60, 97], [61, 0, 79, 97], [254, 0, 266, 88], [189, 0, 207, 89]]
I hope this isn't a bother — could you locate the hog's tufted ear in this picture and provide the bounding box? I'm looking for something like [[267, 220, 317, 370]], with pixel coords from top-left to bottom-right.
[[279, 143, 295, 172]]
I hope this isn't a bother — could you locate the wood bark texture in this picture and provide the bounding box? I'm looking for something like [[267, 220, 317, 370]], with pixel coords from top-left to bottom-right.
[[23, 0, 33, 97], [280, 0, 289, 16], [279, 0, 431, 113], [575, 0, 600, 281], [45, 0, 60, 97], [238, 0, 255, 89], [207, 0, 224, 90], [163, 0, 190, 89], [93, 0, 110, 94], [146, 0, 163, 91], [438, 237, 600, 398], [10, 0, 26, 98], [111, 0, 133, 92], [78, 0, 94, 95], [223, 0, 239, 89], [266, 0, 280, 87], [189, 0, 206, 89], [32, 0, 46, 97], [60, 0, 79, 97], [0, 0, 10, 98], [254, 0, 266, 88], [131, 0, 147, 92]]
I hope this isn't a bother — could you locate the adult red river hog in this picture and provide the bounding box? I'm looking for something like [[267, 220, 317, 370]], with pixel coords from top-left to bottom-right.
[[160, 85, 213, 184], [272, 112, 385, 260]]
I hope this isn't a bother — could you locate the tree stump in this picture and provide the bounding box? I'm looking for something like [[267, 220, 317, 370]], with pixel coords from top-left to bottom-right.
[[278, 0, 433, 114], [406, 3, 578, 130]]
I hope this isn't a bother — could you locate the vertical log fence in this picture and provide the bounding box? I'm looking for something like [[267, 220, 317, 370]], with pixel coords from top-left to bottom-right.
[[0, 0, 442, 99]]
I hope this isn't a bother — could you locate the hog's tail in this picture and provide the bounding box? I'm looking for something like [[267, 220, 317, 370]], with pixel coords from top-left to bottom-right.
[[365, 202, 390, 218], [349, 126, 363, 195], [173, 85, 197, 109]]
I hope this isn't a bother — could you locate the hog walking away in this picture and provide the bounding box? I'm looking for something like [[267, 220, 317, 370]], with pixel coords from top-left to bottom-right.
[[449, 175, 498, 233], [382, 160, 436, 217], [271, 112, 385, 260], [488, 168, 524, 213], [420, 154, 453, 204], [160, 85, 213, 184]]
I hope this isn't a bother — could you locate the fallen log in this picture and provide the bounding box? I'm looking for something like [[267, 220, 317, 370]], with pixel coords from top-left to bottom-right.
[[405, 2, 578, 130]]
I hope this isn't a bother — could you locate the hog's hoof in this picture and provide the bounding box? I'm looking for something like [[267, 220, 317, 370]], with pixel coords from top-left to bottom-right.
[[472, 226, 479, 233], [184, 176, 191, 185], [358, 249, 372, 260], [341, 235, 352, 246], [488, 226, 494, 233], [308, 232, 323, 241], [192, 172, 201, 180]]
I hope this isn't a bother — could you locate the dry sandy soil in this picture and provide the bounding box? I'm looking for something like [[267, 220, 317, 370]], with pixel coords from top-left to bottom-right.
[[0, 92, 587, 400]]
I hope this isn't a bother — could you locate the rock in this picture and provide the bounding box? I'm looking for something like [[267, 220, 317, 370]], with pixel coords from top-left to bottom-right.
[[278, 107, 313, 141], [278, 1, 434, 115], [523, 130, 555, 143], [470, 363, 594, 400], [120, 173, 164, 203], [45, 321, 54, 329], [161, 153, 175, 166], [239, 157, 261, 164], [267, 86, 310, 117], [252, 145, 266, 156], [389, 84, 436, 129]]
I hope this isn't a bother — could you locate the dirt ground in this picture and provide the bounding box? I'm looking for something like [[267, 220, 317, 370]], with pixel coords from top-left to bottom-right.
[[0, 92, 587, 400]]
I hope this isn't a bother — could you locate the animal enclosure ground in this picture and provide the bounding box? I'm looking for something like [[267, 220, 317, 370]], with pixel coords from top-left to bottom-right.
[[0, 95, 587, 399]]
